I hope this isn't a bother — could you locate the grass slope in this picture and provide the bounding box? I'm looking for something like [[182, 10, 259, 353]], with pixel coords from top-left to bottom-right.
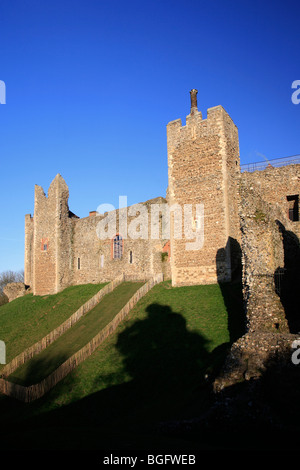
[[0, 283, 107, 368], [44, 281, 243, 410], [0, 280, 245, 451], [8, 282, 144, 385]]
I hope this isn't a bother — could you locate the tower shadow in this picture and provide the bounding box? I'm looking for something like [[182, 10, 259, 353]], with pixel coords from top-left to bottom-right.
[[274, 220, 300, 333], [216, 237, 246, 344], [0, 303, 215, 450], [114, 303, 211, 395]]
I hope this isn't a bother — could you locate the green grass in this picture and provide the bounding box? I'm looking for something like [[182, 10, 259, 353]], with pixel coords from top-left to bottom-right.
[[43, 281, 243, 409], [0, 280, 246, 451], [8, 282, 144, 385], [0, 283, 107, 368]]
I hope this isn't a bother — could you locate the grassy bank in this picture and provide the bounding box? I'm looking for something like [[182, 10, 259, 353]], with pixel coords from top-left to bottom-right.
[[0, 283, 107, 367], [0, 280, 245, 451], [8, 281, 144, 385]]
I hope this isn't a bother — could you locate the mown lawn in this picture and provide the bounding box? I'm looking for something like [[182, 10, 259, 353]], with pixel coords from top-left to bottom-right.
[[0, 280, 245, 451], [41, 280, 243, 409], [0, 283, 107, 368], [8, 282, 144, 385]]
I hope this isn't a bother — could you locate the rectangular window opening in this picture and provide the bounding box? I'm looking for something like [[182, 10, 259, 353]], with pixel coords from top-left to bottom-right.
[[287, 195, 299, 222], [41, 238, 48, 251], [77, 257, 81, 269], [113, 235, 123, 259]]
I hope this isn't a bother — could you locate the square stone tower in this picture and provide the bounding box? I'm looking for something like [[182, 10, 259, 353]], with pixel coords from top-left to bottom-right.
[[167, 90, 241, 286], [25, 174, 73, 295]]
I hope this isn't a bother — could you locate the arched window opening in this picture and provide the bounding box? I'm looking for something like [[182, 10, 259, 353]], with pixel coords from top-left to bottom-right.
[[113, 234, 123, 259]]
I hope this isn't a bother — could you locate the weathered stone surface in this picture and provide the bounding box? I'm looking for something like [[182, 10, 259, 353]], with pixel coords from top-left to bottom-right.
[[214, 163, 300, 390], [25, 178, 170, 296], [3, 282, 29, 302], [167, 103, 241, 286], [23, 92, 300, 393]]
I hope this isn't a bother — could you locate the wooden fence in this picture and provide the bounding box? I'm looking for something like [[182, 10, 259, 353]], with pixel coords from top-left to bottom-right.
[[0, 273, 163, 402], [0, 274, 125, 378]]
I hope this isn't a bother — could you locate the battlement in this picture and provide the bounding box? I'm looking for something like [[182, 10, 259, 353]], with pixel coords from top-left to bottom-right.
[[167, 104, 237, 129], [24, 89, 298, 297], [167, 90, 240, 286], [167, 101, 238, 161]]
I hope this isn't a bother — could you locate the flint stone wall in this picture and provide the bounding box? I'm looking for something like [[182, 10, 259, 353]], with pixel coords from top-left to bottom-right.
[[3, 283, 29, 302], [215, 164, 300, 390]]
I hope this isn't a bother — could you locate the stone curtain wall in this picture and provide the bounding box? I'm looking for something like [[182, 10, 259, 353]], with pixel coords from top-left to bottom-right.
[[0, 275, 124, 378], [241, 164, 300, 238], [239, 179, 290, 333], [71, 197, 168, 286], [214, 168, 299, 390], [0, 273, 163, 402], [167, 105, 240, 286], [240, 164, 299, 333], [25, 173, 168, 297]]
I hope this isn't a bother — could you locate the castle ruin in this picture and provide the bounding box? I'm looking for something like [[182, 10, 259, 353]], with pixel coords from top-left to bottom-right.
[[24, 90, 299, 346]]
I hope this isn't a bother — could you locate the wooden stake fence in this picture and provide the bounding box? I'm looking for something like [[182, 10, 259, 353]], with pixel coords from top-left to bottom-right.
[[0, 273, 163, 402]]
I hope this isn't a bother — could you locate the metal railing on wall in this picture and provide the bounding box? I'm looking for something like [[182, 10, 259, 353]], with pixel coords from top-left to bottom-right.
[[240, 155, 300, 173]]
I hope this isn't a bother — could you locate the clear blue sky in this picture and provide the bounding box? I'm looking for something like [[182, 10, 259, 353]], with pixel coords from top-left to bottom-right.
[[0, 0, 299, 272]]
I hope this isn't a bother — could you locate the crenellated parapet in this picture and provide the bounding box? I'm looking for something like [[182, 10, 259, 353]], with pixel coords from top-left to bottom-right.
[[167, 91, 241, 286]]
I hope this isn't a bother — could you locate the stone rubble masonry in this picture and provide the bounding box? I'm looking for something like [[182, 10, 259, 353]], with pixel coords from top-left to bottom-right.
[[240, 164, 300, 332], [239, 179, 289, 333], [241, 164, 300, 239], [23, 92, 299, 310], [167, 104, 241, 286], [25, 175, 169, 296], [20, 91, 300, 397], [71, 196, 169, 288], [3, 283, 29, 303], [214, 163, 300, 390], [28, 174, 73, 296]]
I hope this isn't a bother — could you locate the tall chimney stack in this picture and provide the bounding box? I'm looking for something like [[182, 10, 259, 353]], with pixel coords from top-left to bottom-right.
[[190, 89, 198, 115]]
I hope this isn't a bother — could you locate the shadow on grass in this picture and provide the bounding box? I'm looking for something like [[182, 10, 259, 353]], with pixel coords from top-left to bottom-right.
[[1, 298, 300, 451], [0, 302, 229, 451], [216, 237, 246, 344], [0, 241, 250, 451], [8, 351, 70, 386]]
